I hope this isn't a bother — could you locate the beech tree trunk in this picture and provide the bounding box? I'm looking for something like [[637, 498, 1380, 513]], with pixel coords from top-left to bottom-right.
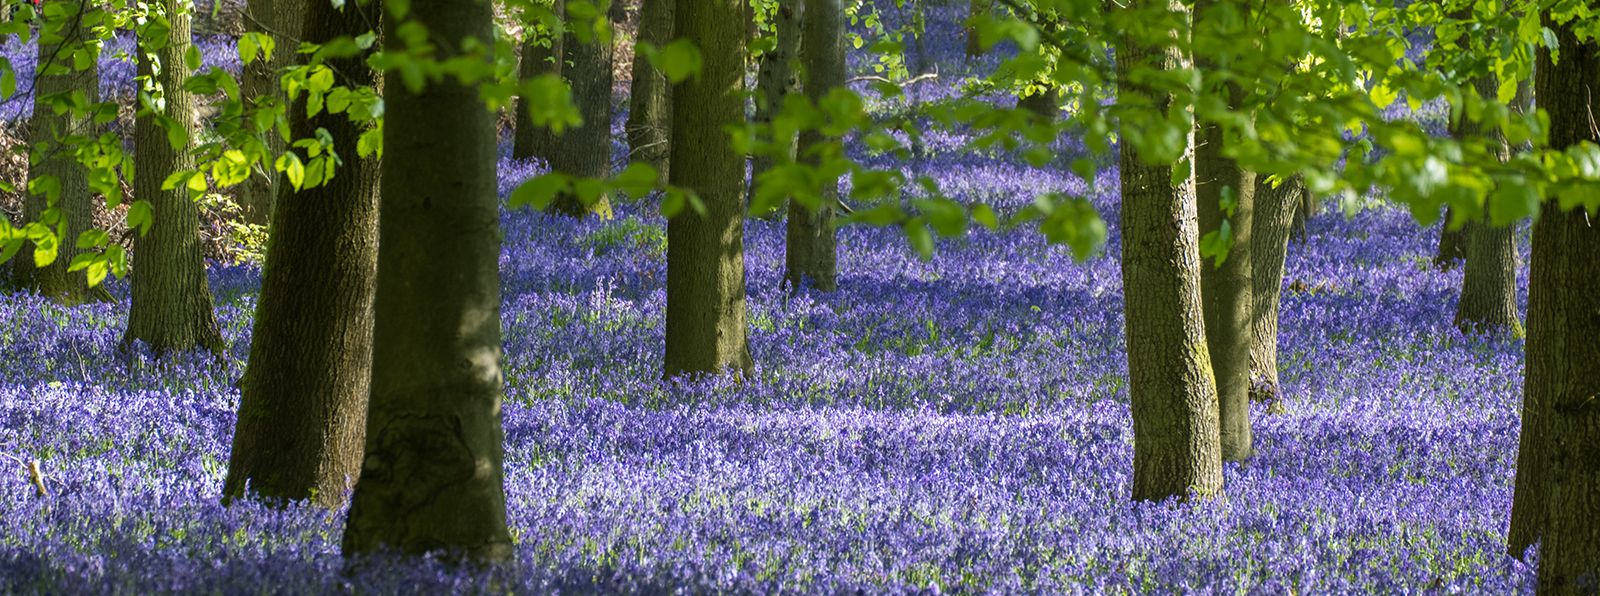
[[747, 0, 802, 204], [1508, 13, 1600, 591], [341, 0, 513, 562], [1248, 175, 1301, 407], [663, 0, 753, 379], [513, 0, 563, 164], [783, 0, 839, 292], [124, 0, 224, 355], [237, 0, 302, 226], [1116, 0, 1222, 502], [625, 0, 673, 178], [1194, 0, 1255, 462], [546, 0, 616, 217], [222, 0, 380, 509], [12, 0, 107, 304], [1453, 63, 1522, 335]]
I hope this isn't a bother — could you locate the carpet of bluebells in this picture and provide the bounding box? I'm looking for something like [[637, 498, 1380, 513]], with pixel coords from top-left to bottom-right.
[[0, 7, 1537, 594]]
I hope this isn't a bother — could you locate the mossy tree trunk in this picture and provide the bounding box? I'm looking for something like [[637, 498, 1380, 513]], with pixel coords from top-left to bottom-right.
[[546, 0, 616, 217], [1248, 175, 1301, 407], [1194, 0, 1255, 462], [1507, 12, 1600, 590], [783, 0, 839, 292], [124, 0, 224, 355], [12, 0, 107, 304], [663, 0, 753, 379], [513, 0, 563, 164], [1116, 0, 1223, 502], [237, 0, 302, 226], [747, 0, 802, 204], [626, 0, 673, 178], [222, 0, 381, 509], [341, 0, 513, 562]]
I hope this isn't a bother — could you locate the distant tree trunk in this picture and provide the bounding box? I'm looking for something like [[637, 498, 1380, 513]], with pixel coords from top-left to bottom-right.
[[1116, 0, 1222, 502], [513, 0, 563, 164], [1248, 175, 1301, 408], [625, 0, 673, 178], [341, 0, 513, 562], [545, 0, 616, 217], [1289, 185, 1315, 243], [222, 0, 380, 509], [12, 0, 107, 304], [1016, 85, 1058, 121], [964, 0, 986, 58], [237, 0, 302, 226], [747, 0, 803, 205], [192, 0, 245, 37], [784, 0, 839, 292], [663, 0, 753, 379], [1454, 66, 1522, 335], [1508, 13, 1600, 590], [124, 0, 224, 355], [1434, 206, 1468, 268]]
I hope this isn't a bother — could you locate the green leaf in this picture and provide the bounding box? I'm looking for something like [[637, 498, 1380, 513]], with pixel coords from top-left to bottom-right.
[[1199, 219, 1234, 267], [905, 220, 934, 260], [657, 39, 703, 83], [184, 45, 202, 72], [75, 229, 108, 249], [127, 201, 155, 236], [238, 32, 259, 65], [0, 57, 14, 100], [612, 162, 659, 200], [509, 173, 568, 210]]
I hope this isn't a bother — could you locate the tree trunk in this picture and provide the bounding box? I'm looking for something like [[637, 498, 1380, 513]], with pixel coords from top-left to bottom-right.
[[1194, 0, 1255, 463], [546, 0, 616, 217], [341, 0, 513, 562], [964, 0, 986, 58], [1016, 85, 1058, 122], [124, 0, 224, 355], [1434, 205, 1468, 269], [1116, 0, 1222, 502], [222, 0, 380, 509], [1289, 184, 1315, 243], [1508, 13, 1600, 590], [12, 0, 107, 304], [663, 0, 753, 379], [1453, 56, 1522, 335], [1248, 175, 1301, 408], [625, 0, 673, 179], [237, 0, 302, 226], [512, 0, 563, 164], [747, 0, 802, 206], [783, 0, 839, 292]]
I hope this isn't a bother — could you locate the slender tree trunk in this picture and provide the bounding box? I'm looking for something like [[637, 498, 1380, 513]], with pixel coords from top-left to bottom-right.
[[783, 0, 839, 292], [625, 0, 673, 179], [1508, 13, 1600, 590], [237, 0, 302, 226], [124, 0, 224, 355], [964, 0, 986, 58], [1116, 0, 1222, 502], [663, 0, 753, 379], [341, 0, 513, 562], [222, 0, 380, 509], [1289, 185, 1315, 243], [1193, 0, 1255, 463], [513, 0, 563, 164], [1248, 175, 1301, 407], [1434, 205, 1468, 268], [12, 0, 107, 304], [747, 0, 803, 205], [546, 0, 615, 217]]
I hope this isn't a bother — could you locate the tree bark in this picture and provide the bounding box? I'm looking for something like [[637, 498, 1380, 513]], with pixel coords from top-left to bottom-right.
[[1248, 175, 1301, 407], [1194, 0, 1255, 463], [964, 0, 987, 58], [1434, 205, 1468, 269], [747, 0, 802, 205], [237, 0, 303, 226], [1288, 184, 1315, 243], [341, 0, 513, 562], [1016, 85, 1058, 122], [124, 0, 224, 355], [1453, 61, 1522, 335], [512, 0, 563, 164], [663, 0, 753, 379], [783, 0, 839, 292], [625, 0, 673, 179], [12, 0, 107, 304], [1116, 0, 1222, 502], [545, 0, 615, 217], [222, 0, 380, 509], [1508, 12, 1600, 591]]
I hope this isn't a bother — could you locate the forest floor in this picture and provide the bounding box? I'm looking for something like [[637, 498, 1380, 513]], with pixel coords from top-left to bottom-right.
[[0, 8, 1536, 594]]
